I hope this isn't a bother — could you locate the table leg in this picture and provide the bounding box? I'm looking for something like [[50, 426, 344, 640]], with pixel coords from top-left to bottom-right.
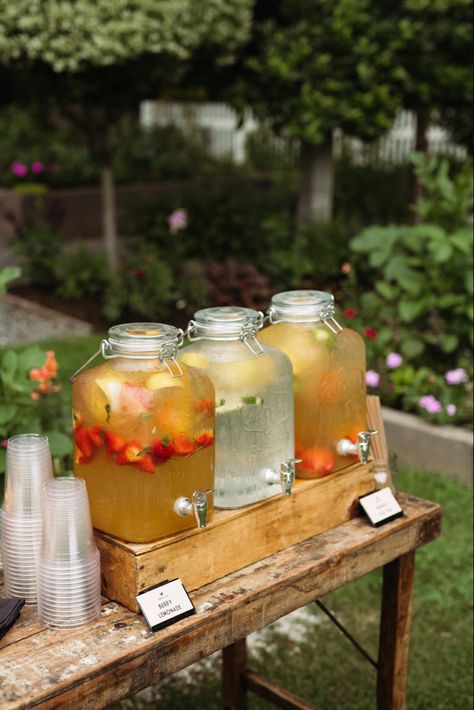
[[377, 551, 416, 710], [223, 638, 248, 710]]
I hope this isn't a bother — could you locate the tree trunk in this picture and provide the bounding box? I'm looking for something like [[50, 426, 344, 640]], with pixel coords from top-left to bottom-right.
[[100, 164, 119, 271], [412, 111, 429, 223], [296, 136, 334, 225]]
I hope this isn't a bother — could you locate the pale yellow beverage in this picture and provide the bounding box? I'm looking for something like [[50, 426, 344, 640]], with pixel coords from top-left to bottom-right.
[[72, 324, 215, 542], [260, 291, 367, 478]]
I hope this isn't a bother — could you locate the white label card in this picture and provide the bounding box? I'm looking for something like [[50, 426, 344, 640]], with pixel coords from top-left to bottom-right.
[[136, 578, 195, 631], [359, 487, 403, 527]]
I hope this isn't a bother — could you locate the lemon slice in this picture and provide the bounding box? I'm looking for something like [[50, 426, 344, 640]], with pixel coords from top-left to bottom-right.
[[180, 352, 210, 369], [96, 378, 123, 411], [146, 372, 185, 390]]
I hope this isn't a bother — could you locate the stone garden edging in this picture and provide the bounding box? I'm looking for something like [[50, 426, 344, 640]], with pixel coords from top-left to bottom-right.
[[382, 406, 473, 486]]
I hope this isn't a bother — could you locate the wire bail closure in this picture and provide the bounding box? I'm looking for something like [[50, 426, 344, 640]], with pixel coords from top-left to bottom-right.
[[70, 329, 185, 381], [240, 311, 264, 355], [320, 305, 343, 335]]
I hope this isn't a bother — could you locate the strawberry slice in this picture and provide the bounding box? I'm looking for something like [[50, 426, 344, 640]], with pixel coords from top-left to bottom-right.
[[152, 438, 175, 463], [135, 454, 156, 474], [174, 435, 195, 457], [115, 442, 143, 466], [195, 398, 215, 415], [298, 447, 335, 478], [104, 430, 126, 454], [75, 450, 92, 465], [74, 427, 94, 459], [195, 430, 214, 448], [87, 424, 104, 448]]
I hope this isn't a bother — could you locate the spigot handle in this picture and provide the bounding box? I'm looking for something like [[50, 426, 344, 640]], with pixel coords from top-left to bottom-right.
[[174, 489, 213, 529], [192, 489, 213, 528], [337, 430, 378, 465], [280, 458, 301, 496]]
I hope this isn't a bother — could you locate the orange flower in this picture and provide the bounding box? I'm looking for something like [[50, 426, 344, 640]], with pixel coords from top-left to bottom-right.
[[29, 351, 59, 396]]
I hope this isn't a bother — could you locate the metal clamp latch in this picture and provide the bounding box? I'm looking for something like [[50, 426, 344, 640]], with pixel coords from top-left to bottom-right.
[[174, 489, 213, 528], [336, 430, 378, 465], [263, 458, 302, 496]]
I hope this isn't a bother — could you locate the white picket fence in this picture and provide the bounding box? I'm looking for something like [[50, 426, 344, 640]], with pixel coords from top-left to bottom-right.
[[140, 100, 467, 166]]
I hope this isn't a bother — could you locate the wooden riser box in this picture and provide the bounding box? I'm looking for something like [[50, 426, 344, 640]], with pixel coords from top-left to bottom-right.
[[95, 460, 386, 612]]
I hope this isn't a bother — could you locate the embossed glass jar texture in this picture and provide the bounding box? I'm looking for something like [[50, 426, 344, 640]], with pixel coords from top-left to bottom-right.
[[181, 307, 295, 508], [259, 291, 368, 478], [72, 323, 215, 542]]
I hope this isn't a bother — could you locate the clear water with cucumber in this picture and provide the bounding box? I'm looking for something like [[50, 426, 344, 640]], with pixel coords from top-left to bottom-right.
[[181, 308, 294, 508]]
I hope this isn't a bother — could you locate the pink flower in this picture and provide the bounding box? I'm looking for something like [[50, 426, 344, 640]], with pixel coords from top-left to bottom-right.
[[445, 368, 468, 385], [364, 327, 378, 340], [168, 208, 188, 234], [344, 308, 358, 319], [341, 262, 352, 274], [11, 161, 28, 177], [366, 370, 380, 388], [419, 395, 443, 414], [446, 404, 457, 416], [386, 353, 403, 369], [31, 161, 44, 175]]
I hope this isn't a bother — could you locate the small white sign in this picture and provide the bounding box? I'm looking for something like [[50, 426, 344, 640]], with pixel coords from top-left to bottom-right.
[[359, 487, 403, 527], [136, 578, 195, 631]]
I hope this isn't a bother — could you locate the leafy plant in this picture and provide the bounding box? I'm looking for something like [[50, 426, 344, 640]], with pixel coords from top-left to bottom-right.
[[104, 246, 175, 321], [12, 225, 62, 289], [349, 155, 473, 366], [56, 247, 111, 301], [0, 346, 71, 475], [0, 266, 21, 295]]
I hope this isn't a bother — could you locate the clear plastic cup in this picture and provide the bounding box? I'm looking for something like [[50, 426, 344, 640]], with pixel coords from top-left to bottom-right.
[[0, 506, 44, 603], [37, 477, 101, 628], [3, 434, 53, 516]]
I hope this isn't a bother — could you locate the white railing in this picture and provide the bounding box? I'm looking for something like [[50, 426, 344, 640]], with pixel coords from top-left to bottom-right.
[[140, 101, 467, 166]]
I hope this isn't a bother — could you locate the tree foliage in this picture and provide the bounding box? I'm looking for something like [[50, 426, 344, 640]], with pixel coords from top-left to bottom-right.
[[239, 0, 401, 145], [0, 0, 252, 73]]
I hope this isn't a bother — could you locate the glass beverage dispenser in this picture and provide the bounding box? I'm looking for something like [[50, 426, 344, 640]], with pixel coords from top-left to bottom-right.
[[259, 291, 372, 478], [72, 323, 215, 542], [181, 307, 297, 508]]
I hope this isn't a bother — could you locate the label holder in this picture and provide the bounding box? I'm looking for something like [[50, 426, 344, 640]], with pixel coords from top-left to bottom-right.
[[136, 578, 196, 632], [359, 487, 404, 527]]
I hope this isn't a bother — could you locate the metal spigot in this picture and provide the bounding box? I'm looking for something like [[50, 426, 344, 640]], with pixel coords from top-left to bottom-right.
[[174, 489, 213, 528], [336, 430, 377, 465], [263, 458, 301, 496]]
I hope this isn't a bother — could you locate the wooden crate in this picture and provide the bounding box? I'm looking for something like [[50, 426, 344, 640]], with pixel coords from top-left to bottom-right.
[[96, 460, 385, 611], [95, 395, 390, 611]]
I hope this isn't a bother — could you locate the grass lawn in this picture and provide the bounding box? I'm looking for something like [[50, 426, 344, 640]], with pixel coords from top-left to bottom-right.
[[4, 336, 473, 709]]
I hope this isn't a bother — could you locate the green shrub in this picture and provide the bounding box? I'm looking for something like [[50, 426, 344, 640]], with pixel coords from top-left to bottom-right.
[[346, 154, 473, 424], [56, 247, 111, 301], [104, 246, 175, 321], [12, 225, 62, 289]]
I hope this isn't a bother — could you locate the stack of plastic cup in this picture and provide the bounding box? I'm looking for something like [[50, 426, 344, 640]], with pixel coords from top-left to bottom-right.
[[0, 434, 54, 603], [37, 477, 101, 628]]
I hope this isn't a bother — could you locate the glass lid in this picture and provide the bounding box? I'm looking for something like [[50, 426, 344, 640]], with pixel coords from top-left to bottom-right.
[[190, 307, 262, 340], [107, 323, 182, 355], [269, 290, 335, 323]]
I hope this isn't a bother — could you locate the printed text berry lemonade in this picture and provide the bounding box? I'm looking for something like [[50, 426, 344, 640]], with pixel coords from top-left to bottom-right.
[[259, 291, 369, 478], [72, 324, 215, 542]]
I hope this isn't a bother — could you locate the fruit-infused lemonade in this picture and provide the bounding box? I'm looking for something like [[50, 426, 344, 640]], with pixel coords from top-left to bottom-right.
[[260, 291, 367, 478], [182, 307, 295, 508], [72, 325, 215, 542]]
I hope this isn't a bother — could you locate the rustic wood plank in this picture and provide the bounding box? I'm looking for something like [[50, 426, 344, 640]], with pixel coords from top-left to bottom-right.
[[0, 494, 441, 709], [377, 552, 416, 710], [95, 460, 382, 611], [223, 639, 248, 709], [243, 670, 321, 710]]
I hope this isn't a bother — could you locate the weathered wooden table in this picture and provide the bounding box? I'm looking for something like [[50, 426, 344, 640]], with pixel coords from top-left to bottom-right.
[[0, 493, 441, 710]]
